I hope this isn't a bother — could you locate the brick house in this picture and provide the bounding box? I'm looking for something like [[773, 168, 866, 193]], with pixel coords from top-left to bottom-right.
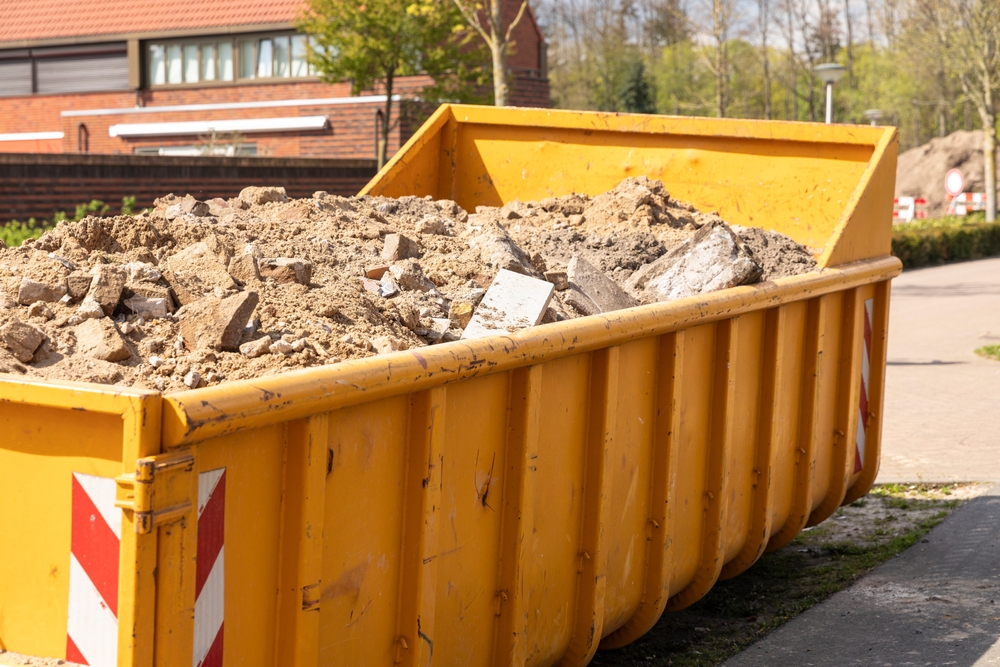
[[0, 0, 549, 158]]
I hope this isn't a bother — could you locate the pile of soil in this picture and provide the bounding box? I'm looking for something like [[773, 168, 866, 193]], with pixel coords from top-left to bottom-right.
[[896, 129, 999, 217], [0, 178, 814, 391]]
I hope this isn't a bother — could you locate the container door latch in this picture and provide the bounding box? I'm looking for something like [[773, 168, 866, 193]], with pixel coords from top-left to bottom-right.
[[114, 449, 195, 535]]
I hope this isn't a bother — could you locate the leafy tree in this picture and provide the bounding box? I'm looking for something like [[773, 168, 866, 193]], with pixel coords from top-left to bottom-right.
[[301, 0, 487, 167], [620, 58, 657, 113]]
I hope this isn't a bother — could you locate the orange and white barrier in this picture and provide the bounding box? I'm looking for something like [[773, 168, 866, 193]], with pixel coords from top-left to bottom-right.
[[893, 197, 928, 221], [946, 192, 987, 215]]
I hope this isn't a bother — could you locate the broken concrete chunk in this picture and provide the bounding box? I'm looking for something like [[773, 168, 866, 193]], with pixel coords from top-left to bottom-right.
[[626, 222, 762, 302], [259, 258, 312, 285], [564, 257, 639, 316], [85, 264, 128, 316], [65, 274, 94, 301], [228, 254, 261, 286], [183, 370, 203, 388], [370, 336, 404, 354], [1, 319, 44, 362], [75, 318, 131, 362], [180, 196, 210, 217], [360, 277, 382, 295], [379, 272, 400, 298], [270, 339, 294, 355], [123, 296, 170, 319], [415, 215, 450, 235], [467, 223, 538, 277], [124, 283, 175, 311], [239, 186, 288, 206], [461, 269, 554, 340], [18, 278, 67, 305], [124, 262, 162, 284], [544, 271, 569, 291], [179, 291, 260, 352], [240, 337, 272, 358], [77, 298, 105, 320], [381, 234, 420, 262], [205, 197, 230, 217], [27, 301, 54, 320], [162, 242, 239, 306], [421, 318, 451, 342], [388, 260, 436, 293]]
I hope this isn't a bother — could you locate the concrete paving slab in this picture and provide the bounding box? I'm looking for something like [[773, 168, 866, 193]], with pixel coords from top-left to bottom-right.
[[879, 257, 1000, 483], [723, 486, 1000, 667]]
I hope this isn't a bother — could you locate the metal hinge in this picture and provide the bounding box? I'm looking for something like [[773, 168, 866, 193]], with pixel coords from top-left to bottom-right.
[[115, 449, 195, 535]]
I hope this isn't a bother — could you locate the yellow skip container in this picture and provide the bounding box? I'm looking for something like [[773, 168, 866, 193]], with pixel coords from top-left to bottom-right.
[[0, 106, 900, 667]]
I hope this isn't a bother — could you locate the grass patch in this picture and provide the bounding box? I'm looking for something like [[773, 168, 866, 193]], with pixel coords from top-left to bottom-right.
[[592, 483, 980, 667], [892, 213, 1000, 269], [975, 344, 1000, 361]]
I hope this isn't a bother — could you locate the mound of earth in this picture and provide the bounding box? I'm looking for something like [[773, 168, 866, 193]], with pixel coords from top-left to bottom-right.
[[896, 130, 998, 217]]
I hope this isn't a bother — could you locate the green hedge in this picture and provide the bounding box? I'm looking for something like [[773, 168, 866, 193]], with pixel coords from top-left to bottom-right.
[[891, 219, 1000, 269]]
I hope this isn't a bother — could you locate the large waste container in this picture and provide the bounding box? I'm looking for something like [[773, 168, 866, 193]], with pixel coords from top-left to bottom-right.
[[0, 106, 900, 667]]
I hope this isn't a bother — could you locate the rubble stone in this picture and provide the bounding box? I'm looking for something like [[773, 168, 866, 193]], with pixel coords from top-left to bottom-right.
[[388, 260, 436, 293], [65, 274, 94, 300], [563, 257, 639, 316], [162, 242, 238, 306], [1, 319, 44, 362], [626, 222, 762, 302], [77, 298, 105, 320], [228, 254, 261, 286], [381, 234, 420, 262], [75, 318, 131, 362], [415, 215, 449, 235], [544, 271, 569, 291], [366, 265, 390, 279], [467, 223, 538, 276], [462, 269, 554, 340], [270, 339, 294, 355], [27, 302, 54, 320], [86, 264, 127, 316], [18, 278, 67, 305], [183, 370, 203, 388], [179, 291, 260, 351], [239, 186, 288, 206], [123, 296, 170, 319], [240, 337, 272, 358], [259, 258, 312, 285], [370, 336, 404, 354]]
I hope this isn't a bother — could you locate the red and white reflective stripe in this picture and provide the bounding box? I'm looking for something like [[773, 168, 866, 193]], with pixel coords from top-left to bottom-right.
[[193, 468, 226, 667], [67, 473, 121, 667], [946, 192, 987, 215], [892, 197, 929, 220], [855, 299, 873, 473]]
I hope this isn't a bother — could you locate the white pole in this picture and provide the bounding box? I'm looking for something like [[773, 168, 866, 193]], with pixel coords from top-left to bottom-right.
[[825, 82, 833, 124]]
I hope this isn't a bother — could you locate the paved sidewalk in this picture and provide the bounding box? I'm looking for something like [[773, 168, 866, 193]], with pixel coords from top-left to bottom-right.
[[879, 257, 1000, 483], [723, 486, 1000, 667]]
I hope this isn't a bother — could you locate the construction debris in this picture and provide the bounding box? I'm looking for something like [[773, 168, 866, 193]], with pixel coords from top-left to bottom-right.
[[0, 177, 815, 391], [462, 269, 554, 339]]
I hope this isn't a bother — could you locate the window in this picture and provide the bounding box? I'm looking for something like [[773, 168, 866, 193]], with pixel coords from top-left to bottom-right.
[[2, 44, 129, 95], [148, 33, 319, 87]]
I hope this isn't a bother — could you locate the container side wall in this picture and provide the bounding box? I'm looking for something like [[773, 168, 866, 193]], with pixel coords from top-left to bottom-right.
[[318, 396, 410, 665], [601, 338, 659, 634], [0, 405, 123, 660], [721, 310, 766, 564]]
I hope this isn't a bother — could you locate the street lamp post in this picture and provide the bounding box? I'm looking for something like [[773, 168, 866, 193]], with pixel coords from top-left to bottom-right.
[[815, 63, 847, 124], [863, 109, 884, 126]]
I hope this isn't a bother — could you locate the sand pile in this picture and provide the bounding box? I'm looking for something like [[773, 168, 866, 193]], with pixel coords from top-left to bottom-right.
[[0, 178, 814, 391], [896, 130, 998, 217]]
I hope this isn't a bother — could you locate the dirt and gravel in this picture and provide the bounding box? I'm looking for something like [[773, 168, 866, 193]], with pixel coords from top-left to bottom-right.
[[0, 178, 814, 392]]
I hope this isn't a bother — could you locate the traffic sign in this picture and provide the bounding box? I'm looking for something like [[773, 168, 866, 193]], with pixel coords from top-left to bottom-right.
[[945, 168, 965, 196]]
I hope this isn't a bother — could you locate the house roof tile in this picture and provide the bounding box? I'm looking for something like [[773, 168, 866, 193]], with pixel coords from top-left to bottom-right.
[[0, 0, 303, 45]]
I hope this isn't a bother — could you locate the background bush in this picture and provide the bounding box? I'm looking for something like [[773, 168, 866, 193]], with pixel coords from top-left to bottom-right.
[[891, 214, 1000, 269]]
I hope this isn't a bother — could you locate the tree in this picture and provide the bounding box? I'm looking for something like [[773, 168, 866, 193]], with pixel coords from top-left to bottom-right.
[[910, 0, 1000, 221], [451, 0, 531, 106], [620, 58, 657, 112], [301, 0, 485, 168]]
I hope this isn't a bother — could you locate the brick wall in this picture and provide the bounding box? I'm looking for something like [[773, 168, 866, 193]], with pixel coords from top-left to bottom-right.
[[0, 153, 377, 221]]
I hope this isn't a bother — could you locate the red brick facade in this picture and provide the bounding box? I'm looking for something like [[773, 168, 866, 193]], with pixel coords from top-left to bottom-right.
[[0, 1, 549, 159]]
